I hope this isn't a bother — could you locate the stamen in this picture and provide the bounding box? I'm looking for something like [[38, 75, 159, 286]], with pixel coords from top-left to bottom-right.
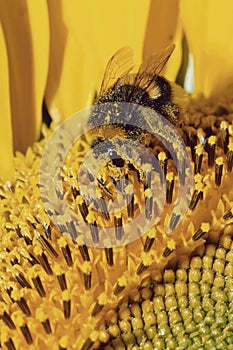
[[223, 208, 233, 220], [114, 215, 123, 241], [66, 221, 77, 240], [84, 273, 92, 291], [58, 237, 73, 267], [55, 186, 64, 200], [113, 276, 127, 295], [15, 273, 31, 289], [220, 120, 229, 153], [81, 338, 94, 350], [57, 274, 67, 291], [62, 291, 71, 319], [104, 247, 113, 266], [169, 213, 181, 230], [143, 228, 156, 252], [144, 236, 155, 252], [145, 188, 153, 220], [215, 157, 224, 186], [166, 172, 174, 204], [20, 323, 33, 344], [77, 195, 89, 221], [163, 246, 173, 257], [91, 293, 108, 317], [37, 234, 58, 259], [57, 223, 67, 233], [125, 184, 134, 219], [205, 135, 216, 167], [136, 255, 153, 275], [158, 152, 167, 179], [37, 252, 53, 275], [43, 224, 51, 239], [0, 311, 16, 329], [89, 221, 99, 244], [95, 197, 110, 220], [192, 223, 210, 241], [81, 332, 99, 350], [71, 185, 79, 199], [194, 145, 203, 174], [14, 297, 31, 316], [226, 143, 233, 172], [42, 318, 52, 334], [189, 183, 204, 210], [78, 245, 90, 262], [31, 275, 46, 297], [81, 262, 92, 290], [5, 338, 16, 350], [142, 165, 152, 191]]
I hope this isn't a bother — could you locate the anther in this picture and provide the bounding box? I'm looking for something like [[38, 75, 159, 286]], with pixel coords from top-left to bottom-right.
[[169, 213, 181, 230], [205, 135, 216, 167], [194, 145, 203, 174], [144, 236, 155, 252], [66, 221, 77, 240], [15, 297, 31, 316], [71, 185, 79, 199], [114, 276, 127, 295], [77, 196, 89, 221], [55, 186, 64, 200], [15, 273, 31, 289], [1, 311, 16, 329], [32, 275, 46, 297], [114, 216, 123, 241], [37, 252, 53, 275], [60, 243, 73, 267], [220, 120, 229, 153], [189, 183, 204, 210], [215, 157, 224, 186], [57, 273, 67, 291], [62, 291, 71, 319], [78, 244, 90, 261], [81, 261, 92, 290], [42, 318, 52, 334], [158, 152, 167, 180], [89, 221, 99, 244], [104, 247, 113, 266], [37, 234, 58, 259], [125, 184, 134, 219], [223, 208, 233, 220], [192, 223, 210, 241], [136, 255, 153, 275], [81, 332, 99, 350], [20, 323, 33, 344], [91, 293, 107, 317], [226, 143, 233, 172], [145, 188, 153, 220], [43, 224, 51, 239], [166, 172, 174, 204], [96, 197, 110, 220], [163, 246, 174, 257], [5, 338, 16, 350]]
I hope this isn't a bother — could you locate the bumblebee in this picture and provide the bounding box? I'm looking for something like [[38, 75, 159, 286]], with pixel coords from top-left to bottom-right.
[[87, 45, 188, 197], [88, 44, 188, 130]]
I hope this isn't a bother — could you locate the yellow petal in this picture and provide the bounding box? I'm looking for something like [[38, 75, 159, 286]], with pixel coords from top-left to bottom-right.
[[0, 23, 14, 178], [180, 0, 233, 96], [0, 0, 49, 153], [45, 0, 151, 122], [143, 0, 181, 81]]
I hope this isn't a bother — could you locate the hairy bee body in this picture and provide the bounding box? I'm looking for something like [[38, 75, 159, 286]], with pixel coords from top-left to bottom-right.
[[87, 45, 188, 194]]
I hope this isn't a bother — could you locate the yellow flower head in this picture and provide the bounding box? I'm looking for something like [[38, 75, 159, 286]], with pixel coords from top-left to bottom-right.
[[1, 1, 233, 349]]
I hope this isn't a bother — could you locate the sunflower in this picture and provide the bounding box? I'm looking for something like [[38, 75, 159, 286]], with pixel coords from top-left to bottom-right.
[[1, 1, 233, 349]]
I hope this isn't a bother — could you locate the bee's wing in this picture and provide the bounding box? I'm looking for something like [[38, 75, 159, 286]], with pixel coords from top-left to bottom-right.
[[128, 44, 175, 100], [99, 47, 134, 96]]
